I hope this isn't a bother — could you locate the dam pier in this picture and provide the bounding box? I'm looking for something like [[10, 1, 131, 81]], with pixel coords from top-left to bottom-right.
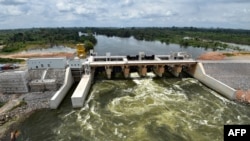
[[0, 52, 250, 109]]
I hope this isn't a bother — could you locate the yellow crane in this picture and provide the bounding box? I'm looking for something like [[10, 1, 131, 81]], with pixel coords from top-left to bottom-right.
[[76, 44, 86, 58]]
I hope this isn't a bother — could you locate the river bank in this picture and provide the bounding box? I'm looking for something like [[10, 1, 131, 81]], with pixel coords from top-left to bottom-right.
[[197, 51, 250, 60], [0, 91, 55, 140]]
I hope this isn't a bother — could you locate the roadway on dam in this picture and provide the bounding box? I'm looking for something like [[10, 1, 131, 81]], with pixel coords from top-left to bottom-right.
[[89, 59, 197, 66]]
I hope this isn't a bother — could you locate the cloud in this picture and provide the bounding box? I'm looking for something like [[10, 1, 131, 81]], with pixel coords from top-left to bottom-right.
[[0, 0, 28, 5], [120, 0, 134, 7], [0, 5, 29, 16], [0, 0, 250, 29], [56, 1, 73, 12]]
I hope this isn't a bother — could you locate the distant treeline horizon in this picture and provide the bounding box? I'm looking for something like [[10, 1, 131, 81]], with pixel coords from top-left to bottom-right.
[[0, 27, 249, 53], [89, 27, 250, 50]]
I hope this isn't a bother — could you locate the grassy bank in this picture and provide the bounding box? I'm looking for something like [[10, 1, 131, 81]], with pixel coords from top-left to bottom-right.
[[0, 102, 5, 108], [0, 58, 25, 63]]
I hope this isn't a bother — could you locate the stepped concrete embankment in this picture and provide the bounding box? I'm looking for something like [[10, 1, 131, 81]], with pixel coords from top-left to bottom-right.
[[202, 61, 250, 90], [189, 60, 250, 103]]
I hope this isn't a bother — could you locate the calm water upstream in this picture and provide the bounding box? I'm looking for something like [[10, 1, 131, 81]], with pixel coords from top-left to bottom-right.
[[15, 35, 250, 141], [23, 35, 213, 58], [94, 35, 212, 58]]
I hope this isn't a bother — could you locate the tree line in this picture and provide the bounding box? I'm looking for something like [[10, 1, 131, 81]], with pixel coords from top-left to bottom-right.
[[0, 57, 24, 63], [88, 27, 250, 51], [0, 27, 97, 53], [1, 27, 249, 53]]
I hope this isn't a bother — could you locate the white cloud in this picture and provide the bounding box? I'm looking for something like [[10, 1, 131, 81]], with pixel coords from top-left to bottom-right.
[[0, 0, 28, 5], [0, 0, 250, 29], [56, 1, 73, 12], [0, 5, 28, 16]]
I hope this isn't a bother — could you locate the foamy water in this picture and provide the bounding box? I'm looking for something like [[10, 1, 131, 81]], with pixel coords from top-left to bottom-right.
[[17, 77, 250, 141]]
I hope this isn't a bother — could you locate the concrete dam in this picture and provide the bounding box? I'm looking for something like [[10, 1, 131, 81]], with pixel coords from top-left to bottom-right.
[[0, 52, 249, 109]]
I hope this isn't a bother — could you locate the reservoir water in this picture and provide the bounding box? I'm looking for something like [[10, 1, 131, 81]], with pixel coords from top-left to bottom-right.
[[15, 36, 250, 141], [94, 35, 212, 58], [23, 35, 213, 58]]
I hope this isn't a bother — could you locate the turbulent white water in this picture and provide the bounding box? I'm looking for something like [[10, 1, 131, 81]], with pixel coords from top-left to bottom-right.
[[17, 76, 250, 141]]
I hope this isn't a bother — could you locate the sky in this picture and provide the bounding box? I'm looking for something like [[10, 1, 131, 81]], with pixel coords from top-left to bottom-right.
[[0, 0, 250, 29]]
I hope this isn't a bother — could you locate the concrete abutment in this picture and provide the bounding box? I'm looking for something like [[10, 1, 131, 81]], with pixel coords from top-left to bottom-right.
[[71, 72, 93, 108], [153, 65, 165, 77], [138, 65, 147, 77], [50, 67, 74, 109], [105, 66, 112, 79], [123, 65, 130, 78], [187, 62, 236, 100], [170, 65, 183, 77]]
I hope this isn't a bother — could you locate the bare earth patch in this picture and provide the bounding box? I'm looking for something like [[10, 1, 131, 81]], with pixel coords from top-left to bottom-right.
[[1, 52, 75, 59], [197, 51, 250, 60], [197, 52, 225, 60], [235, 90, 250, 104]]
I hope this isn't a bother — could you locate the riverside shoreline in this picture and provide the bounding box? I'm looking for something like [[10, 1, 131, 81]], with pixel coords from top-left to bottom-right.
[[0, 91, 55, 140], [0, 51, 73, 140]]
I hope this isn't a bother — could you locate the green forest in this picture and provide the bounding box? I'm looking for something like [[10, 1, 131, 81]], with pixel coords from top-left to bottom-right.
[[0, 27, 250, 53], [0, 27, 97, 53], [0, 58, 24, 63], [89, 27, 250, 51]]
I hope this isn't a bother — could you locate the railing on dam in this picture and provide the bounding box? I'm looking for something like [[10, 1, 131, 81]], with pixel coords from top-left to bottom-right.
[[86, 52, 197, 67]]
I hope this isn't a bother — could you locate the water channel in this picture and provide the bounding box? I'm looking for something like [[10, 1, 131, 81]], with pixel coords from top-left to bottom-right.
[[15, 35, 250, 141]]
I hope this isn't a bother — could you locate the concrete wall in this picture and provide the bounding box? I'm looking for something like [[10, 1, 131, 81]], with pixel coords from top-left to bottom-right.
[[50, 67, 74, 109], [27, 58, 67, 69], [189, 63, 236, 100], [0, 70, 29, 93], [71, 73, 92, 108], [28, 69, 45, 80], [68, 58, 83, 69], [45, 69, 65, 85], [29, 69, 65, 92]]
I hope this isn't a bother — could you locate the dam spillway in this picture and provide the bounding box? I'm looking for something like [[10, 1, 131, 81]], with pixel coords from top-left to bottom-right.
[[68, 52, 250, 108], [69, 52, 197, 108], [1, 52, 249, 109]]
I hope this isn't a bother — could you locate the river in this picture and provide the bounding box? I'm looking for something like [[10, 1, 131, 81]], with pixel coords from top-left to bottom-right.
[[15, 35, 250, 141], [94, 35, 212, 58], [23, 35, 213, 58]]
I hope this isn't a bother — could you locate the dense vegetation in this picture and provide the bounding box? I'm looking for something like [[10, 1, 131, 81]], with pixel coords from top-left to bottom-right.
[[0, 27, 249, 53], [0, 28, 97, 53], [88, 27, 250, 50], [0, 58, 25, 63], [0, 102, 5, 108]]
